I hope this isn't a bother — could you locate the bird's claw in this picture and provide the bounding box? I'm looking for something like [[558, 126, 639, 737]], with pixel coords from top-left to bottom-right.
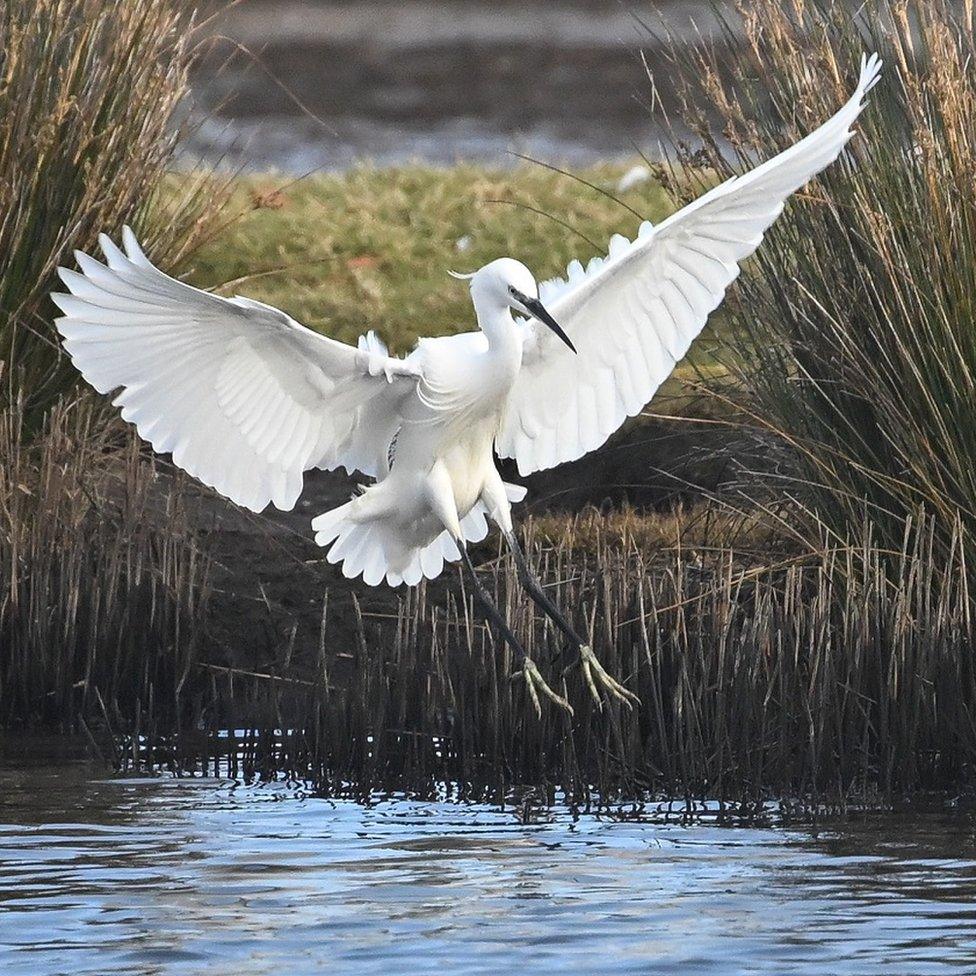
[[511, 657, 574, 719], [566, 645, 640, 710]]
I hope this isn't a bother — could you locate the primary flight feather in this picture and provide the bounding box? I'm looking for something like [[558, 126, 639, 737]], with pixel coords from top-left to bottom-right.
[[501, 54, 882, 475]]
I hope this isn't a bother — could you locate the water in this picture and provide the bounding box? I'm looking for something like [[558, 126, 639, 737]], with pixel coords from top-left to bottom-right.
[[187, 1, 727, 172], [2, 753, 976, 975]]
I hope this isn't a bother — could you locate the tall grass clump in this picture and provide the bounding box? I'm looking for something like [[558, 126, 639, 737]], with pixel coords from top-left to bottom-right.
[[0, 0, 228, 729], [659, 0, 976, 573], [0, 0, 221, 416]]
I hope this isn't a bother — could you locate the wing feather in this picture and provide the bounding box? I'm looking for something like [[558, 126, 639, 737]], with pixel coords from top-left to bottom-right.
[[499, 53, 881, 474], [53, 228, 420, 512]]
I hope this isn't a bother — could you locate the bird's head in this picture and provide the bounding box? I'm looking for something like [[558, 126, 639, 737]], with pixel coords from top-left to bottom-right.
[[452, 258, 576, 353]]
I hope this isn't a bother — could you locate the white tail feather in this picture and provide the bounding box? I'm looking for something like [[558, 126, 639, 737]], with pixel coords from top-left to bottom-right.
[[311, 482, 527, 586]]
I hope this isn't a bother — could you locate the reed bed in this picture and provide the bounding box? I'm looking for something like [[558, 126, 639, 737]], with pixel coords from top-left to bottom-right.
[[8, 0, 976, 812], [127, 516, 976, 807], [658, 0, 976, 577], [0, 393, 214, 731], [0, 0, 228, 731]]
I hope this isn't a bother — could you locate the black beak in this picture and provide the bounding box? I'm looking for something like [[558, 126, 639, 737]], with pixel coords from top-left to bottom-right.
[[516, 293, 577, 354]]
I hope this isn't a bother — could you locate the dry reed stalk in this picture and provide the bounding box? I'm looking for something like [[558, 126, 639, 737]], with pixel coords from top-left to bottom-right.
[[0, 396, 214, 730], [0, 0, 228, 416]]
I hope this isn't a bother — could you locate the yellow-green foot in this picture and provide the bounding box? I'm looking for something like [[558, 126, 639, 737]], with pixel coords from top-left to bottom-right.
[[511, 657, 574, 718], [571, 645, 640, 710]]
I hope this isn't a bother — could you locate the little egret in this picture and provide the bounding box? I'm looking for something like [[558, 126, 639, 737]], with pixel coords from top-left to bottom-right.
[[52, 54, 881, 715]]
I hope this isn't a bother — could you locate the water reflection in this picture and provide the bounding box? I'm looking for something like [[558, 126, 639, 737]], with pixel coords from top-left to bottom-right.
[[2, 756, 976, 975]]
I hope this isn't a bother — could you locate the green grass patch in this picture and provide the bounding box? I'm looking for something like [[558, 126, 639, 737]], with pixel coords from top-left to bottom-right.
[[182, 164, 725, 402]]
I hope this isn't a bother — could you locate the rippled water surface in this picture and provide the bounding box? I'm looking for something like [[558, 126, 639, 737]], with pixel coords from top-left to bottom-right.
[[2, 753, 976, 975]]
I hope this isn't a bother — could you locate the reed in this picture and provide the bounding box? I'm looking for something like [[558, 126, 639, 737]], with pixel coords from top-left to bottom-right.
[[0, 392, 214, 732], [0, 0, 223, 419], [8, 0, 976, 810], [125, 515, 976, 807], [0, 0, 229, 732], [657, 0, 976, 577]]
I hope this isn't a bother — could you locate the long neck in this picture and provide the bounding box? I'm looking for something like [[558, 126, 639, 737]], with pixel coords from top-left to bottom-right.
[[475, 301, 520, 357]]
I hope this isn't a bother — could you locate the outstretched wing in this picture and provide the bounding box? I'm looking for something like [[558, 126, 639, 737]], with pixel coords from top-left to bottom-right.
[[497, 53, 882, 475], [52, 228, 420, 512]]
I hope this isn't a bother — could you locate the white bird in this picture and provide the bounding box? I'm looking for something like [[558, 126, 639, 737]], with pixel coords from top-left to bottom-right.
[[52, 54, 881, 715]]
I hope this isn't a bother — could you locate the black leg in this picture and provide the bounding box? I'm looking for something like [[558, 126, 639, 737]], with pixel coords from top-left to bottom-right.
[[459, 543, 573, 717], [460, 544, 527, 662], [503, 530, 640, 710], [504, 531, 589, 646]]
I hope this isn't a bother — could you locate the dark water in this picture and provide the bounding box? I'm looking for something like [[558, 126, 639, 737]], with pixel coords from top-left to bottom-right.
[[187, 1, 725, 172], [2, 752, 976, 975]]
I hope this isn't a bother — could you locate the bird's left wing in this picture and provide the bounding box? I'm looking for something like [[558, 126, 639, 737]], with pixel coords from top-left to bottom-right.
[[497, 53, 881, 475], [52, 228, 420, 512]]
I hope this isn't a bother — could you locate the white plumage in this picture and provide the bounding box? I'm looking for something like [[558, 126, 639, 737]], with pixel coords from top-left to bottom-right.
[[52, 53, 881, 592]]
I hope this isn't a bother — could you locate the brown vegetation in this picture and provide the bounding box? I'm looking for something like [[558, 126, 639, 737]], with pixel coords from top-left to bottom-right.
[[5, 0, 976, 811], [0, 395, 213, 731], [0, 0, 224, 417], [129, 513, 976, 806], [663, 0, 976, 577]]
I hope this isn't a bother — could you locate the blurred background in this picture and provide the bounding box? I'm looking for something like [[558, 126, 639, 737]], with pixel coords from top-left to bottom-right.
[[189, 0, 730, 171]]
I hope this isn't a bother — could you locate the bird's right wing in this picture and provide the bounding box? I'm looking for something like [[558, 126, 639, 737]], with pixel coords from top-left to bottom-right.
[[52, 228, 420, 512], [498, 53, 882, 475]]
